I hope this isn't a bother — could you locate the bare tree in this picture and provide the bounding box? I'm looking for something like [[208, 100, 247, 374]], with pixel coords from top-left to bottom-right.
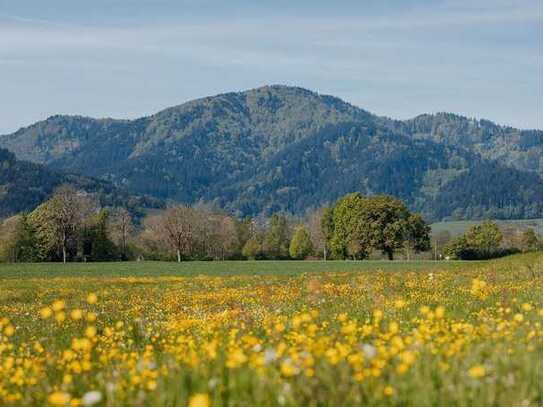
[[147, 206, 197, 262], [109, 208, 134, 260], [0, 216, 20, 262], [207, 214, 238, 260], [307, 207, 326, 259]]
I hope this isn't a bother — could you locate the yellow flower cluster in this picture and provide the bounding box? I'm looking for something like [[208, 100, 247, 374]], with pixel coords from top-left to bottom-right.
[[1, 254, 543, 405]]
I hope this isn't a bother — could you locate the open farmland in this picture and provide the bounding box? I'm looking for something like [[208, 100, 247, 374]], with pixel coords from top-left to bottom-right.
[[1, 254, 543, 406]]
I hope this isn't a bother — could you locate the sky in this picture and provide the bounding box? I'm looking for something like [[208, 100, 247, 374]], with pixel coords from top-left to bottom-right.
[[0, 0, 542, 134]]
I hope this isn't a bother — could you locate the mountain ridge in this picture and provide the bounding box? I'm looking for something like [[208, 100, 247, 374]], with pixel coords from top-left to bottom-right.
[[2, 85, 542, 221]]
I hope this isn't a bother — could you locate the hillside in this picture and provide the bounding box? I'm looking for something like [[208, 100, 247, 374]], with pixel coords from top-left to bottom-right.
[[0, 148, 163, 219], [2, 85, 542, 220]]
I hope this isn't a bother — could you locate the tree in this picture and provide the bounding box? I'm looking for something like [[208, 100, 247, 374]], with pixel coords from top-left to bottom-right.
[[29, 185, 96, 263], [87, 210, 118, 261], [443, 236, 474, 260], [465, 221, 503, 259], [0, 215, 41, 262], [403, 214, 431, 260], [520, 228, 540, 252], [0, 216, 19, 262], [330, 193, 369, 260], [234, 217, 254, 257], [109, 208, 134, 260], [12, 214, 42, 262], [146, 206, 198, 262], [444, 221, 504, 260], [263, 213, 290, 259], [330, 193, 430, 260], [206, 214, 238, 260], [242, 237, 262, 260], [320, 207, 335, 261], [289, 225, 313, 259]]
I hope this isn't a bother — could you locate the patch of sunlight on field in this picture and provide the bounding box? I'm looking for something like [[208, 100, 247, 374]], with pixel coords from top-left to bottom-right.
[[1, 253, 543, 406]]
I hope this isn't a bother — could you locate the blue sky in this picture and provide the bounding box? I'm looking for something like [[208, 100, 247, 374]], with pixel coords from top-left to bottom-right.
[[0, 0, 542, 133]]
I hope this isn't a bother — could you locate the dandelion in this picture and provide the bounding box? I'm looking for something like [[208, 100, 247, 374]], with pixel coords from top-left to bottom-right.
[[435, 306, 445, 319], [52, 300, 66, 312], [55, 312, 66, 323], [71, 309, 83, 320], [522, 303, 533, 312], [87, 293, 98, 305], [513, 314, 524, 323], [48, 391, 71, 406], [188, 393, 210, 407], [40, 307, 53, 319], [383, 386, 395, 397], [85, 326, 97, 338], [3, 324, 15, 336], [468, 365, 486, 379], [280, 359, 299, 377]]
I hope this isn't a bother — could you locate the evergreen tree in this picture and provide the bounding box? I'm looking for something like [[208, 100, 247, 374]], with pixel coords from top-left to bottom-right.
[[12, 214, 42, 262], [90, 210, 118, 261]]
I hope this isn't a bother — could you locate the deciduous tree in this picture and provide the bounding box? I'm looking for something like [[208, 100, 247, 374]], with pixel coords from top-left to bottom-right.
[[289, 225, 313, 259]]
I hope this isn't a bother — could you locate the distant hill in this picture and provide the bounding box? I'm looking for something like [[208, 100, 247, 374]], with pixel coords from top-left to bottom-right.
[[2, 85, 543, 221], [0, 148, 163, 219]]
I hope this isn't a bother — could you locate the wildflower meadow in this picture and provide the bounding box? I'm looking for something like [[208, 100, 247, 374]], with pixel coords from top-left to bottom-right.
[[1, 254, 543, 406]]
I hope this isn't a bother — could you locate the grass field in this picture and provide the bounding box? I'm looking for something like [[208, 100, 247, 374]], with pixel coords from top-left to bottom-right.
[[0, 259, 472, 279], [1, 254, 543, 406], [431, 218, 543, 236]]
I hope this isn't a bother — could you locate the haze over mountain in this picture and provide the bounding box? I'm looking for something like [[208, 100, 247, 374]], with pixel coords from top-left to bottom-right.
[[2, 85, 543, 221]]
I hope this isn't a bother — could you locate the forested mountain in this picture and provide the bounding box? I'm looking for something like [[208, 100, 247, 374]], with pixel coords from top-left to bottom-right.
[[0, 148, 163, 219], [387, 113, 543, 175], [2, 85, 542, 221]]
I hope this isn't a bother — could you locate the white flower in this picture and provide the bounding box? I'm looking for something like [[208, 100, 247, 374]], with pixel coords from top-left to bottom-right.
[[361, 344, 377, 359], [208, 378, 219, 389], [264, 348, 277, 363], [82, 391, 103, 406]]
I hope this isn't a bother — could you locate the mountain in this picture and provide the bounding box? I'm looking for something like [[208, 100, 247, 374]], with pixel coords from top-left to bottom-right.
[[0, 148, 163, 219], [390, 113, 543, 175], [1, 85, 542, 221]]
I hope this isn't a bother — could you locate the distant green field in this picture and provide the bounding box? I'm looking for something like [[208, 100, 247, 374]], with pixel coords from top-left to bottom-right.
[[0, 259, 475, 279], [431, 218, 543, 236]]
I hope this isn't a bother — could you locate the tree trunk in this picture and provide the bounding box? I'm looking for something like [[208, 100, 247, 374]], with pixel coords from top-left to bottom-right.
[[177, 249, 181, 263], [324, 246, 327, 261], [62, 230, 67, 263], [386, 248, 394, 261]]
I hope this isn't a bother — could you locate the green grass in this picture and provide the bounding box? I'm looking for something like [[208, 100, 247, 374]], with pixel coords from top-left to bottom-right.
[[0, 259, 477, 279], [1, 253, 543, 406]]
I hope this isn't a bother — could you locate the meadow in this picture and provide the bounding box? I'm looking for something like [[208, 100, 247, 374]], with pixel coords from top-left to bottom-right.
[[431, 218, 543, 237], [1, 254, 543, 406]]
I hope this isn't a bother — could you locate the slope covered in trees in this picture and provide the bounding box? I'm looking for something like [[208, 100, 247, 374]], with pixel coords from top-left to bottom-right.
[[2, 85, 542, 221], [0, 148, 163, 219]]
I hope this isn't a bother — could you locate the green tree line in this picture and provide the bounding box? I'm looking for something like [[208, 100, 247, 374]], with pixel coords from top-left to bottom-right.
[[0, 185, 540, 263]]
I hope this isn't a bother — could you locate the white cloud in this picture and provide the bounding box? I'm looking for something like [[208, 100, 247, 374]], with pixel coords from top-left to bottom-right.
[[0, 0, 541, 132]]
